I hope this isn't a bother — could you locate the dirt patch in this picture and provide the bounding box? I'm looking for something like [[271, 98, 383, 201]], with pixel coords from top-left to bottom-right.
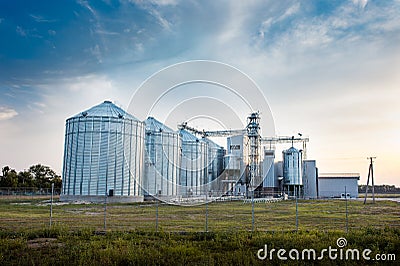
[[27, 238, 64, 249]]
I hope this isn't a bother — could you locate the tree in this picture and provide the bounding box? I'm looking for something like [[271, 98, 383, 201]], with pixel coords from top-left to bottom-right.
[[1, 166, 10, 177], [0, 169, 18, 187], [0, 164, 62, 189], [29, 164, 61, 189], [17, 171, 33, 187]]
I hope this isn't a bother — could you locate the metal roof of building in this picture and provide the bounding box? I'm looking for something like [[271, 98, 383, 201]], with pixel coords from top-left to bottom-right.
[[72, 101, 139, 121], [144, 117, 175, 133], [318, 173, 360, 180]]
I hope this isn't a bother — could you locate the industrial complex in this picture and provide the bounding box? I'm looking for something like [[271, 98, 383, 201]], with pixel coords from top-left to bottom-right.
[[61, 101, 359, 203]]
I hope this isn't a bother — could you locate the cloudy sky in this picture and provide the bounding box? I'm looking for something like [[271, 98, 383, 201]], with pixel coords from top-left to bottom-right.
[[0, 0, 399, 186]]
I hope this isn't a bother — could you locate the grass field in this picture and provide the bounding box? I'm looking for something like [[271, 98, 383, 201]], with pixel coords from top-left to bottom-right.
[[0, 197, 399, 233], [0, 197, 399, 265]]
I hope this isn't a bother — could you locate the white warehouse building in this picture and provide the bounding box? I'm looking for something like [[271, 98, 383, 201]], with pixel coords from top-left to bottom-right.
[[318, 173, 360, 198]]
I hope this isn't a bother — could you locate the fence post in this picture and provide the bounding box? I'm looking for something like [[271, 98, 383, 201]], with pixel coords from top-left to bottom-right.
[[49, 183, 54, 228], [345, 186, 348, 233], [295, 194, 299, 231], [156, 198, 159, 232], [205, 190, 208, 233], [103, 191, 107, 232], [251, 190, 255, 232]]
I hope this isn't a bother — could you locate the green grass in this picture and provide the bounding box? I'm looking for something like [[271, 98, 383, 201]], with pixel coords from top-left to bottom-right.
[[0, 198, 399, 265], [0, 227, 399, 265], [0, 198, 399, 233]]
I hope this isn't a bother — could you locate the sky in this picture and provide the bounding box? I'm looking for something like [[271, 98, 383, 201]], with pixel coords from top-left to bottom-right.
[[0, 0, 399, 186]]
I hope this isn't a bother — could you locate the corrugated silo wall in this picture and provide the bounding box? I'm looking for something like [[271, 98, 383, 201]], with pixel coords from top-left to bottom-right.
[[179, 140, 208, 196], [144, 131, 181, 197], [61, 116, 145, 201], [205, 141, 225, 184], [283, 149, 302, 185]]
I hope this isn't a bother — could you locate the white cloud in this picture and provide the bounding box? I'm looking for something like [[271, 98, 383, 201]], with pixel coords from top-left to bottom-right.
[[16, 26, 27, 37], [0, 107, 18, 121], [150, 0, 179, 6], [352, 0, 368, 9], [129, 0, 179, 7], [66, 74, 113, 92], [129, 0, 172, 31], [89, 44, 102, 63], [29, 14, 57, 23], [150, 9, 172, 31], [95, 29, 120, 35], [15, 26, 43, 38], [252, 0, 400, 64]]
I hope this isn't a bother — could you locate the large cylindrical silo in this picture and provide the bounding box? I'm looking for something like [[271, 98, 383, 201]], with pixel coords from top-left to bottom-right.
[[201, 138, 225, 184], [179, 129, 208, 197], [144, 117, 181, 198], [61, 100, 145, 202]]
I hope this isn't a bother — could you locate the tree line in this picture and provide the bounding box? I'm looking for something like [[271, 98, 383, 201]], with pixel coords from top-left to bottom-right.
[[358, 184, 400, 193], [0, 164, 62, 189]]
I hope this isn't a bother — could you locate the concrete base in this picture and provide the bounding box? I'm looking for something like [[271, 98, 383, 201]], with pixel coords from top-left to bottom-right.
[[60, 194, 144, 203], [143, 194, 181, 202]]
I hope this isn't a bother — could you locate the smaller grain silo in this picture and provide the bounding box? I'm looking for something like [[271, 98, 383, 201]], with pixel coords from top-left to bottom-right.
[[283, 146, 302, 197], [143, 117, 181, 199], [61, 100, 145, 202]]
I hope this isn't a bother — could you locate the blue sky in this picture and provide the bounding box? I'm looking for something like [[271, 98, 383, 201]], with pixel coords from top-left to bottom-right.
[[0, 0, 399, 186]]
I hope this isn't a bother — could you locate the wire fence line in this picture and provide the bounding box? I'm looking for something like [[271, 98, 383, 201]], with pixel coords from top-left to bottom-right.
[[1, 190, 399, 234], [0, 187, 61, 197]]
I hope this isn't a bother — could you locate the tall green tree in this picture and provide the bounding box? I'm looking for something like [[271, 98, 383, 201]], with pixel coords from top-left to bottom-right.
[[17, 171, 33, 187], [29, 164, 61, 189], [1, 165, 62, 189], [0, 169, 18, 187], [1, 166, 10, 177]]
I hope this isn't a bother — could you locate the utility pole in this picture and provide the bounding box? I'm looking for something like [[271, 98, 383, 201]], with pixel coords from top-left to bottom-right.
[[364, 157, 376, 204]]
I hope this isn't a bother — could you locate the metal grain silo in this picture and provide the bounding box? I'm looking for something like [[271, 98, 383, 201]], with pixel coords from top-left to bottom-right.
[[201, 138, 225, 183], [178, 129, 208, 197], [144, 117, 181, 198], [262, 149, 276, 188], [283, 146, 302, 197], [61, 100, 145, 202]]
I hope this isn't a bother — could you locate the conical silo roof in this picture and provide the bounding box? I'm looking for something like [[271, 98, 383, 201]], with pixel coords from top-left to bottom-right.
[[201, 137, 222, 149], [178, 129, 200, 142], [284, 146, 299, 153], [71, 100, 139, 121], [144, 117, 175, 132]]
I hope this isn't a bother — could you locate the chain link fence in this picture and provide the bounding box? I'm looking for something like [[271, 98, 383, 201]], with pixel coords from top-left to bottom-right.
[[1, 188, 399, 233], [0, 187, 61, 198]]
